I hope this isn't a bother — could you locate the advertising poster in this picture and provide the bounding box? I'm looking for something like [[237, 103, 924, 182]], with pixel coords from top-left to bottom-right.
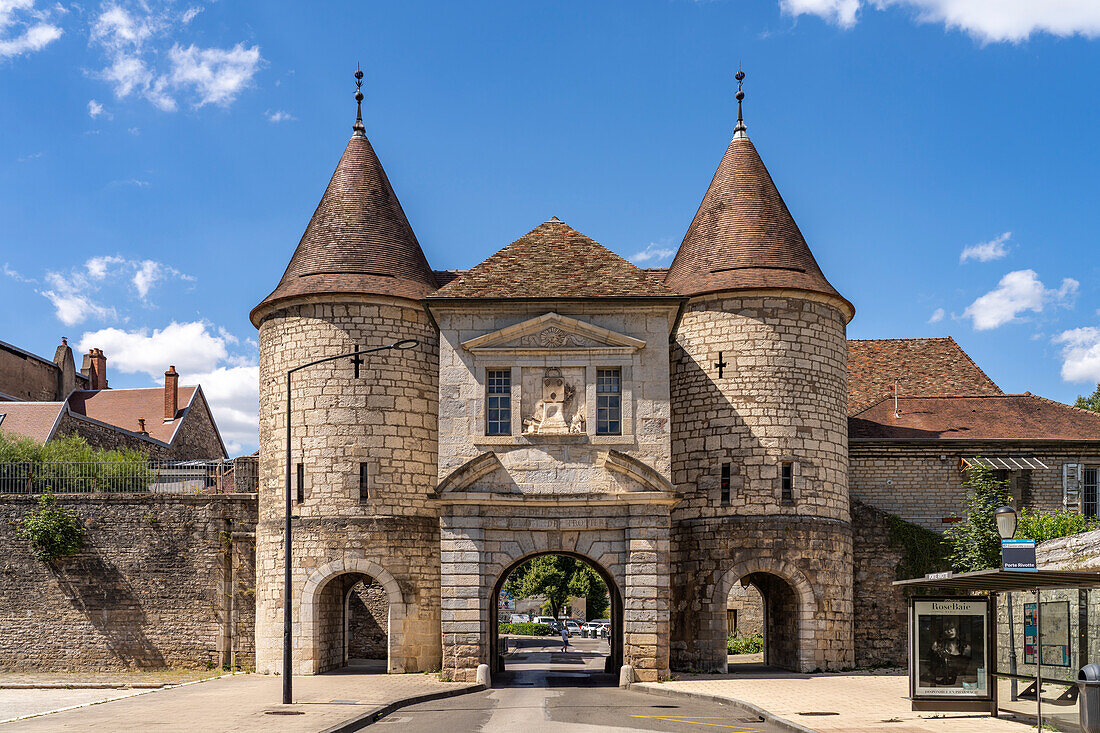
[[1023, 601, 1070, 667], [911, 598, 990, 699]]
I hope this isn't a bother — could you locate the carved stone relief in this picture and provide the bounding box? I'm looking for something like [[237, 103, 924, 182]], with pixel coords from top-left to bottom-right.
[[521, 367, 586, 435], [515, 327, 599, 349]]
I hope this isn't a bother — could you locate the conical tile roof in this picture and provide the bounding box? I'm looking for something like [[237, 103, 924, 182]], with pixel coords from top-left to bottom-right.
[[428, 218, 676, 299], [251, 132, 437, 325], [664, 136, 852, 317]]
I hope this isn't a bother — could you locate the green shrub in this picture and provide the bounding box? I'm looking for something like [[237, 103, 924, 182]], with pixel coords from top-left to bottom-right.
[[18, 492, 86, 561], [727, 633, 764, 655], [1016, 508, 1100, 543], [945, 464, 1011, 572], [0, 432, 153, 493], [498, 622, 552, 636]]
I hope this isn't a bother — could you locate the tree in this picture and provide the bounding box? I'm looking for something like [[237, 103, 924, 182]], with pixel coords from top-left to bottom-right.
[[504, 555, 609, 620], [1075, 384, 1100, 413], [944, 464, 1011, 572]]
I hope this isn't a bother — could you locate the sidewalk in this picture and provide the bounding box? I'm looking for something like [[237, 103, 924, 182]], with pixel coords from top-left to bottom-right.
[[1, 668, 480, 732], [633, 665, 1032, 733]]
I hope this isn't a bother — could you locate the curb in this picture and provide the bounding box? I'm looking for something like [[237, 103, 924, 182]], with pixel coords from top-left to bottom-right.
[[317, 682, 486, 733], [626, 682, 819, 733], [0, 683, 169, 689]]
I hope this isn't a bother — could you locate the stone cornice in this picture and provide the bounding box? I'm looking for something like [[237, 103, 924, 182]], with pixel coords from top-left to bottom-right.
[[434, 491, 680, 507]]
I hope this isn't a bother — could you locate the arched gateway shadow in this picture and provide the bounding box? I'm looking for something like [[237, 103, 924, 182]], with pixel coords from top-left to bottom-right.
[[489, 551, 624, 676]]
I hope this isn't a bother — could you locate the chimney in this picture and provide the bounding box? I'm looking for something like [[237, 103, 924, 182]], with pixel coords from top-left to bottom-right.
[[164, 366, 179, 420], [137, 418, 147, 435], [84, 348, 108, 391]]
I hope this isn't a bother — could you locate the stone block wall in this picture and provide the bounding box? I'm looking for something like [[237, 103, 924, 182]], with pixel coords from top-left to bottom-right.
[[670, 514, 854, 673], [1037, 528, 1100, 570], [670, 293, 849, 522], [256, 297, 439, 522], [851, 500, 909, 668], [348, 580, 389, 659], [0, 493, 257, 671], [850, 444, 1100, 531], [726, 583, 764, 636]]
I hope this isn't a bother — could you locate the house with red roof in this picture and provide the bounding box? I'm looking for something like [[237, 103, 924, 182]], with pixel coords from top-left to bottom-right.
[[0, 338, 226, 459]]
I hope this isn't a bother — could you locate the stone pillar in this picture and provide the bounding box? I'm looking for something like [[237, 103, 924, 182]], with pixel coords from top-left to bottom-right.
[[622, 512, 671, 682]]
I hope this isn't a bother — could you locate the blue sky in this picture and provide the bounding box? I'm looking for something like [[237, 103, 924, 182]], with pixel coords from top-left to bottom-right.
[[2, 1, 1100, 455]]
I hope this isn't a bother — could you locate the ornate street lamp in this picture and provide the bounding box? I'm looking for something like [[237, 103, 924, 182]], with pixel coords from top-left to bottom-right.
[[282, 338, 419, 704]]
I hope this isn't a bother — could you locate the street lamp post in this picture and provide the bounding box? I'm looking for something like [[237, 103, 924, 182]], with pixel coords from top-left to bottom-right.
[[282, 338, 419, 705]]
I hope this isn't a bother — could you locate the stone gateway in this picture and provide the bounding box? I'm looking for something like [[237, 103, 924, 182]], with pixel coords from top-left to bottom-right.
[[250, 77, 856, 683]]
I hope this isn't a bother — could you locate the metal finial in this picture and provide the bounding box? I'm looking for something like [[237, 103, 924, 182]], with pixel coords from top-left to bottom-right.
[[733, 67, 747, 139], [353, 64, 365, 136]]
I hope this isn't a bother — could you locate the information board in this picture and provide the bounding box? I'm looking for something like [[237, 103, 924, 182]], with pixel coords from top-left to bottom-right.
[[909, 597, 992, 701]]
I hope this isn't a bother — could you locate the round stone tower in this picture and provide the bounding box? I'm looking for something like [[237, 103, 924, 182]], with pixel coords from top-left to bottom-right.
[[250, 81, 441, 675], [664, 78, 856, 672]]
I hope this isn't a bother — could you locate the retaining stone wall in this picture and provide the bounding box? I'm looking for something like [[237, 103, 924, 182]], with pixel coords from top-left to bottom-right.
[[0, 493, 256, 671]]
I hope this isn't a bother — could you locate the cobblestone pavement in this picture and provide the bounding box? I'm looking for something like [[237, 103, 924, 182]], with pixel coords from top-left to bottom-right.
[[637, 666, 1033, 733], [1, 668, 478, 732]]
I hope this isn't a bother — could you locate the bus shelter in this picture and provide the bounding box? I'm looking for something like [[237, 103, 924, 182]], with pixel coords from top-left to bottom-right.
[[895, 569, 1100, 730]]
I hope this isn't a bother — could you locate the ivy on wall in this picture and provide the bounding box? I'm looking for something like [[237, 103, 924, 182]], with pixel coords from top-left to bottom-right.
[[18, 493, 86, 562], [886, 513, 950, 580]]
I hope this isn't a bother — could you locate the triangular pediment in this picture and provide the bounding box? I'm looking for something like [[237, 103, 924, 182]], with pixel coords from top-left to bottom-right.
[[461, 312, 645, 353]]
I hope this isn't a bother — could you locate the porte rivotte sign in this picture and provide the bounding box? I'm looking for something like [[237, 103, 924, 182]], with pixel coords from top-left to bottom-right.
[[1001, 538, 1037, 572]]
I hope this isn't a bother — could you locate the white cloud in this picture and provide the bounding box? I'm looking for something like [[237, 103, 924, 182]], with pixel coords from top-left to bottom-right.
[[77, 321, 258, 454], [87, 99, 105, 118], [1055, 327, 1100, 384], [962, 269, 1078, 330], [780, 0, 861, 28], [629, 242, 677, 265], [169, 43, 262, 107], [37, 255, 193, 324], [778, 0, 1100, 43], [16, 151, 43, 162], [960, 231, 1011, 263], [266, 109, 295, 123], [89, 2, 262, 111], [928, 307, 945, 323], [3, 262, 35, 283], [0, 1, 62, 59]]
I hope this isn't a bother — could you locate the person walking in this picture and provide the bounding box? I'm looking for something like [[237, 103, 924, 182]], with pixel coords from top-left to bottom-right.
[[560, 624, 570, 652]]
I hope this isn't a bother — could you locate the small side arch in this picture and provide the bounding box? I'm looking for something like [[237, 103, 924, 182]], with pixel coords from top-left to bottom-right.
[[715, 558, 817, 672], [300, 559, 405, 674]]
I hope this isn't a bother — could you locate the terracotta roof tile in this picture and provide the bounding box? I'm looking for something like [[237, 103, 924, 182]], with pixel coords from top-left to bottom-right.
[[0, 402, 65, 443], [428, 219, 677, 300], [846, 337, 1001, 415], [66, 387, 197, 444], [252, 133, 437, 324], [664, 136, 850, 315], [850, 394, 1100, 441]]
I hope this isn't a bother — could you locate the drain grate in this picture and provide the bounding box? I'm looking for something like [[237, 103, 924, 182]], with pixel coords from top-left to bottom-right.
[[264, 710, 305, 716], [797, 711, 840, 716]]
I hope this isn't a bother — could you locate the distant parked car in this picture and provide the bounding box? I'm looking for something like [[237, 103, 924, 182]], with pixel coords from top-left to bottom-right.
[[584, 619, 610, 634], [564, 620, 582, 635], [509, 613, 530, 623]]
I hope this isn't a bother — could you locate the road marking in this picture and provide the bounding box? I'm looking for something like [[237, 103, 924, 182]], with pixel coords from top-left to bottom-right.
[[629, 714, 762, 731]]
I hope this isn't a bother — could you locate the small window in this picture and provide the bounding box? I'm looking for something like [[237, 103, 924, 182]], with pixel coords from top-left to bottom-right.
[[359, 462, 370, 503], [720, 462, 731, 505], [781, 462, 793, 503], [596, 368, 622, 435], [486, 369, 511, 436], [296, 463, 304, 504], [1084, 467, 1098, 518]]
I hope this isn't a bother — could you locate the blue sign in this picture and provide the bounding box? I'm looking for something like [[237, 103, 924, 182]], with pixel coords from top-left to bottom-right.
[[1001, 538, 1037, 572]]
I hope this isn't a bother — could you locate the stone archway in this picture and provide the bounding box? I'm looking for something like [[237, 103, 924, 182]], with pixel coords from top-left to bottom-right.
[[300, 559, 405, 674], [488, 551, 625, 675], [715, 559, 817, 672]]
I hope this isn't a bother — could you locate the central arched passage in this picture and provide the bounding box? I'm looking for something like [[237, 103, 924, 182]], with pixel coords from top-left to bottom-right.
[[490, 551, 623, 676]]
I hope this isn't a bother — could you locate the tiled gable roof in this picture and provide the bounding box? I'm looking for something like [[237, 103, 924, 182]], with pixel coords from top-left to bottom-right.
[[0, 402, 66, 443], [66, 387, 198, 444], [850, 394, 1100, 441], [664, 136, 850, 316], [428, 219, 677, 300], [846, 337, 1001, 415], [252, 132, 437, 325]]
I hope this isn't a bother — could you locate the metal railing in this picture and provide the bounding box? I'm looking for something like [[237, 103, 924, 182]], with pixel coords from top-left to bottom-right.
[[0, 456, 258, 494]]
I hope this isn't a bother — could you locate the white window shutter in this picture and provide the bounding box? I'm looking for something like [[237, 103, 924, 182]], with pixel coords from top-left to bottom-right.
[[1063, 463, 1080, 509]]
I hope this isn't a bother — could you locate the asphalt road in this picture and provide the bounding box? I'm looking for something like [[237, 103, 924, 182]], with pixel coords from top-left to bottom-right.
[[378, 637, 789, 732]]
